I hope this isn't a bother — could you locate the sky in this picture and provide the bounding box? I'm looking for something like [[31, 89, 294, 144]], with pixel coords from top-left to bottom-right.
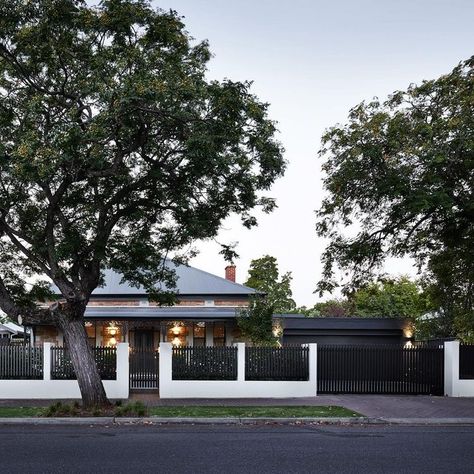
[[152, 0, 474, 306]]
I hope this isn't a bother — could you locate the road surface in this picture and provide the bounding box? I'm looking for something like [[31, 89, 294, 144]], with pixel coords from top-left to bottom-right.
[[1, 423, 473, 473]]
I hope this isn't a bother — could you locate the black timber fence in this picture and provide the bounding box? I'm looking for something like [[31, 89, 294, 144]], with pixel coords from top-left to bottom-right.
[[460, 344, 474, 379], [50, 346, 117, 380], [245, 346, 309, 381], [172, 346, 237, 380], [317, 344, 444, 395], [0, 345, 43, 379]]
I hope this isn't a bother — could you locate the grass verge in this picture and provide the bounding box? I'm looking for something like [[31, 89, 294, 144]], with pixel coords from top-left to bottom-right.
[[0, 405, 362, 418], [148, 405, 361, 418]]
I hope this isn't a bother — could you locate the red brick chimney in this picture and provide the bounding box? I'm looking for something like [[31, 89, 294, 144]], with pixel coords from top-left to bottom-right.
[[225, 265, 236, 282]]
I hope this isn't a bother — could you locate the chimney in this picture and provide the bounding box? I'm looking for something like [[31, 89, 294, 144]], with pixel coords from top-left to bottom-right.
[[225, 265, 236, 282]]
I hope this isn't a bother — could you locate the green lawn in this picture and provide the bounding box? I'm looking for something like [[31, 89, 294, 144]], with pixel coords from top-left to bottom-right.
[[147, 406, 361, 418], [0, 407, 47, 417], [0, 405, 362, 418]]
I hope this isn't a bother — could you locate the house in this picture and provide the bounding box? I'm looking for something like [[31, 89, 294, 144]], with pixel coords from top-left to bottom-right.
[[33, 262, 258, 348], [0, 320, 26, 344], [30, 261, 412, 349]]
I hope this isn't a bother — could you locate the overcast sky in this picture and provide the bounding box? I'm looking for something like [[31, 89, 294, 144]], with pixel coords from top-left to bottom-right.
[[153, 0, 474, 306]]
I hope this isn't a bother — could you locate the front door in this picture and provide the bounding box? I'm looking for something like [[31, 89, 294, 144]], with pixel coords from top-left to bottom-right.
[[134, 329, 154, 350]]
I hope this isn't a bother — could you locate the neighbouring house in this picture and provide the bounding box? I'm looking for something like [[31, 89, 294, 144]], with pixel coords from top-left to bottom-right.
[[32, 262, 258, 349], [0, 320, 26, 343]]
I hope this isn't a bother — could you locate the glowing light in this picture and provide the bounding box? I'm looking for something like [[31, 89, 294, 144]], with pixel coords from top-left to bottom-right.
[[404, 341, 413, 348], [172, 337, 181, 346], [109, 337, 117, 346]]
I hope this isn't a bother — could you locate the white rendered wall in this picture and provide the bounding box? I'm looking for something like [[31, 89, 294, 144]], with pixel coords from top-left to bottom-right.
[[0, 343, 129, 399], [159, 342, 317, 398], [444, 341, 474, 397]]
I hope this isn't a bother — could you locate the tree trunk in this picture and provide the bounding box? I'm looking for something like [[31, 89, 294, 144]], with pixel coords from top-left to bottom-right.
[[58, 315, 109, 408]]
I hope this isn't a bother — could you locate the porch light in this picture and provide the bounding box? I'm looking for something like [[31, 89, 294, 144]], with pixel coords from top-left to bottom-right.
[[172, 336, 181, 346], [107, 323, 118, 336], [109, 337, 117, 346]]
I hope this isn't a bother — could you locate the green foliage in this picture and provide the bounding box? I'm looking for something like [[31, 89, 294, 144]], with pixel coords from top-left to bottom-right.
[[115, 401, 148, 417], [0, 0, 285, 319], [317, 56, 474, 293], [237, 298, 279, 346], [417, 249, 474, 342], [353, 276, 426, 319], [45, 401, 80, 417], [300, 276, 426, 320], [298, 299, 350, 317], [316, 56, 474, 336], [244, 255, 296, 313]]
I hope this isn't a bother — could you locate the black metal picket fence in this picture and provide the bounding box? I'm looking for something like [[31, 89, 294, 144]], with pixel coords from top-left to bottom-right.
[[245, 346, 309, 381], [317, 344, 444, 395], [50, 346, 117, 380], [460, 344, 474, 379], [172, 346, 238, 380], [0, 345, 43, 379]]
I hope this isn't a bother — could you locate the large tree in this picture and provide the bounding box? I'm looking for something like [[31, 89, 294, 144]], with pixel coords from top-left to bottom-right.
[[316, 57, 474, 334], [0, 0, 284, 406], [244, 255, 296, 313], [352, 276, 426, 319]]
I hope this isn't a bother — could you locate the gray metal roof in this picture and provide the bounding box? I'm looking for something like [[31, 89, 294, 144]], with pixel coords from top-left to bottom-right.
[[84, 306, 239, 320], [76, 261, 258, 297]]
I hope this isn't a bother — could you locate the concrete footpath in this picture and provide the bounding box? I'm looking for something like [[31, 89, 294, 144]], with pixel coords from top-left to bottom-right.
[[0, 394, 473, 425]]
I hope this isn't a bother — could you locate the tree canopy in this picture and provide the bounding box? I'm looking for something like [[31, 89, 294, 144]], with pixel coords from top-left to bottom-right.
[[316, 57, 474, 337], [0, 0, 285, 405], [237, 297, 279, 346], [300, 276, 425, 320], [244, 255, 296, 313], [352, 276, 426, 319]]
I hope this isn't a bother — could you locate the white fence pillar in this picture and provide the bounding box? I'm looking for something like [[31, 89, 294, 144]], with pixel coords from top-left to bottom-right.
[[159, 342, 173, 398], [444, 341, 459, 396], [110, 342, 129, 399], [236, 343, 245, 382], [309, 343, 317, 396], [43, 342, 52, 381], [444, 340, 474, 397]]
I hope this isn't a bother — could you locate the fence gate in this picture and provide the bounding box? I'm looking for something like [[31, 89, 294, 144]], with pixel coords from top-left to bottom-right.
[[129, 348, 159, 390], [317, 344, 444, 395]]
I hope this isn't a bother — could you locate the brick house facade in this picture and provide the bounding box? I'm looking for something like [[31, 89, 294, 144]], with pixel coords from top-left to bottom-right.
[[32, 263, 257, 348]]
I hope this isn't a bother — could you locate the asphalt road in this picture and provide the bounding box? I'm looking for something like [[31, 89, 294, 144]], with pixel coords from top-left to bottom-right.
[[1, 423, 473, 473]]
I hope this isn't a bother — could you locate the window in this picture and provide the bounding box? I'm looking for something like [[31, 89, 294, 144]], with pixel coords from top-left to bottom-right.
[[193, 322, 206, 347], [213, 322, 226, 347]]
